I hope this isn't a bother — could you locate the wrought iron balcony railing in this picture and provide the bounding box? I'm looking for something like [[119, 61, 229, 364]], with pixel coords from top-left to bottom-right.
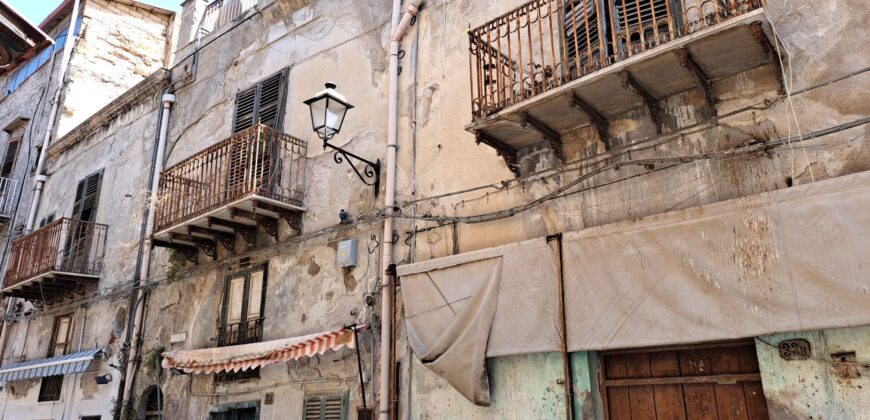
[[198, 0, 257, 40], [2, 218, 107, 305], [217, 317, 264, 347], [153, 124, 307, 236], [469, 0, 765, 121]]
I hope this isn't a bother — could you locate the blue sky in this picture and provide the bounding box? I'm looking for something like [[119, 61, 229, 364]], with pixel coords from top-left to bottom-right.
[[8, 0, 181, 25]]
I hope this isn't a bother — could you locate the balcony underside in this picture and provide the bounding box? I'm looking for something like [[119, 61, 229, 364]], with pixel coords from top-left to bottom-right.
[[1, 272, 99, 307], [466, 9, 781, 164], [152, 194, 305, 263]]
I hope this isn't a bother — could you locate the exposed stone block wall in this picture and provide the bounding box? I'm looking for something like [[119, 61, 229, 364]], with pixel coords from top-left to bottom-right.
[[56, 0, 173, 137]]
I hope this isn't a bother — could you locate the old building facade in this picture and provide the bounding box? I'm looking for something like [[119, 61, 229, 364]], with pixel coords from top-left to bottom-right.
[[0, 0, 867, 419], [0, 0, 175, 418]]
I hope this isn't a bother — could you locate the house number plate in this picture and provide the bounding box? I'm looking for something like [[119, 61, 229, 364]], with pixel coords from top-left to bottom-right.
[[778, 339, 811, 360]]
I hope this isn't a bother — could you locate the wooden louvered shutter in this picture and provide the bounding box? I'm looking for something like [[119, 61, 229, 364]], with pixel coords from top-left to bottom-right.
[[564, 1, 603, 66], [255, 70, 286, 130], [1, 138, 20, 178], [72, 171, 102, 222], [231, 69, 288, 134], [612, 0, 671, 39], [233, 86, 257, 133], [303, 394, 348, 420]]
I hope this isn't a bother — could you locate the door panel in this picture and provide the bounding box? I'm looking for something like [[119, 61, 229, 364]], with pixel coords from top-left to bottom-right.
[[601, 341, 769, 420]]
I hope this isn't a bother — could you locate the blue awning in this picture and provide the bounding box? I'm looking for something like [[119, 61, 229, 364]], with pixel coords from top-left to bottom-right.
[[0, 348, 103, 382]]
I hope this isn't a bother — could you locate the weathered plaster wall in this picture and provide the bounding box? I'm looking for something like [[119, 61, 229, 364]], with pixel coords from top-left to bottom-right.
[[405, 0, 870, 261], [56, 0, 174, 137], [132, 1, 397, 417], [0, 87, 161, 419], [401, 0, 869, 418], [757, 326, 870, 420]]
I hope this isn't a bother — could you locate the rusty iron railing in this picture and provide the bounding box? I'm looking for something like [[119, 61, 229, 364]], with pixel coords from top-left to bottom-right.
[[3, 218, 108, 289], [217, 317, 264, 347], [469, 0, 764, 120], [198, 0, 258, 40], [154, 124, 307, 233]]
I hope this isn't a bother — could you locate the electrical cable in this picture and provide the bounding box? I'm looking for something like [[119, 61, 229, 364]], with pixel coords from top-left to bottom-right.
[[5, 114, 867, 322]]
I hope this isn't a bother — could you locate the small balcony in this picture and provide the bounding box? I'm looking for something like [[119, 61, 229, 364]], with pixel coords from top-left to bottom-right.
[[152, 124, 307, 262], [217, 317, 264, 347], [2, 218, 107, 307], [467, 0, 781, 168], [0, 177, 19, 219]]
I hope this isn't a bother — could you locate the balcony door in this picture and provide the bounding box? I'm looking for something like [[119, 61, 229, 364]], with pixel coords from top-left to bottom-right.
[[216, 264, 267, 382], [63, 171, 102, 273], [227, 70, 287, 200]]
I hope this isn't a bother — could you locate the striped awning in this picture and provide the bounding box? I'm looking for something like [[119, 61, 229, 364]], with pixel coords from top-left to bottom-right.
[[161, 328, 355, 374], [0, 348, 103, 382]]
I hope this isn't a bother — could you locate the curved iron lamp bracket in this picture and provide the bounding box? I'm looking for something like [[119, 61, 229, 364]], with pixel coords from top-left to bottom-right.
[[323, 140, 381, 196]]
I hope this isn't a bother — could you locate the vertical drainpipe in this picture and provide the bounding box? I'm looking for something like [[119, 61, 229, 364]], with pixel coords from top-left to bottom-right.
[[378, 1, 401, 418], [118, 92, 175, 415], [381, 1, 424, 419], [25, 0, 82, 233], [0, 0, 81, 369]]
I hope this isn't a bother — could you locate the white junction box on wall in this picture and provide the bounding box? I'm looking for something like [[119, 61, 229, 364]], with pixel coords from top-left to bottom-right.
[[337, 239, 358, 268]]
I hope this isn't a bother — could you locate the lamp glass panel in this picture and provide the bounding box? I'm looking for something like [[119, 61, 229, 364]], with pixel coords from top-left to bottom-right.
[[324, 97, 347, 135], [308, 97, 327, 135]]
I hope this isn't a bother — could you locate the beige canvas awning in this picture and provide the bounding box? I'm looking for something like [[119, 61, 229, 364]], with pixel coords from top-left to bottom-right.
[[161, 328, 354, 374], [398, 171, 870, 404]]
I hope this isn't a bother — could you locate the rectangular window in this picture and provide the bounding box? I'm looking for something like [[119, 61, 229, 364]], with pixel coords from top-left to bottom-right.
[[39, 213, 56, 228], [218, 265, 266, 347], [72, 170, 103, 222], [210, 406, 258, 420], [232, 69, 288, 133], [38, 375, 64, 402], [1, 137, 21, 178], [3, 15, 84, 97], [49, 314, 74, 357], [356, 407, 374, 420], [303, 394, 347, 420], [39, 314, 75, 402], [215, 265, 267, 383]]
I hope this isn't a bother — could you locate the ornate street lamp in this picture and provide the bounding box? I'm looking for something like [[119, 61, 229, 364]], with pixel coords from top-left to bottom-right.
[[305, 83, 380, 196]]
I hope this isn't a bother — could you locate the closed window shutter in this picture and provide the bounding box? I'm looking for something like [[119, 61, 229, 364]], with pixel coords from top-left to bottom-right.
[[1, 138, 20, 178], [255, 71, 285, 130], [565, 1, 602, 61], [39, 214, 55, 228], [233, 86, 257, 133], [303, 396, 322, 420], [613, 0, 670, 32], [232, 69, 288, 133], [322, 395, 345, 420], [72, 171, 102, 222], [303, 394, 347, 420]]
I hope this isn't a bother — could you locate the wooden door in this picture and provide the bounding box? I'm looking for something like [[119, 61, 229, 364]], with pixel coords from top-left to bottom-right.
[[600, 340, 769, 420]]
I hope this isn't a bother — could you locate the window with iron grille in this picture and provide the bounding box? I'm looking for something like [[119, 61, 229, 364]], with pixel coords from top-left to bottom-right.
[[232, 69, 288, 133], [215, 264, 267, 383], [144, 387, 162, 420], [303, 394, 348, 420], [38, 375, 64, 402]]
